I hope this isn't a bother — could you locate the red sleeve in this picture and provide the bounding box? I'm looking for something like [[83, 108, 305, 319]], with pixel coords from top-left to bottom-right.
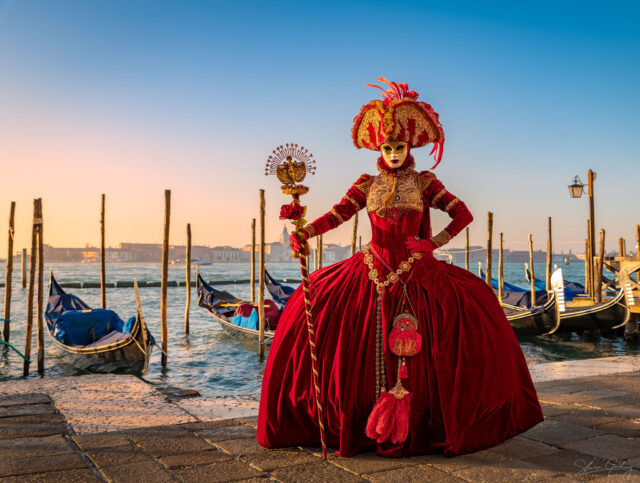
[[302, 174, 371, 239], [421, 172, 473, 247]]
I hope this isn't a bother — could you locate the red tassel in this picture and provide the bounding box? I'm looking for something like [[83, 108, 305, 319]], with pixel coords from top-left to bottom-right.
[[399, 361, 408, 379], [390, 392, 411, 444], [366, 391, 397, 443], [366, 377, 413, 445]]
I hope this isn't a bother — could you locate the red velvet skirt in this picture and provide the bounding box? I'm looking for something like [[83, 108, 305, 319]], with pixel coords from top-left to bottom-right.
[[256, 252, 543, 457]]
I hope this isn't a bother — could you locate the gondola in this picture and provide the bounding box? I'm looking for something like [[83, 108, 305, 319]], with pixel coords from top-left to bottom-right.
[[196, 272, 276, 343], [45, 272, 154, 372], [554, 270, 630, 333], [265, 270, 295, 305]]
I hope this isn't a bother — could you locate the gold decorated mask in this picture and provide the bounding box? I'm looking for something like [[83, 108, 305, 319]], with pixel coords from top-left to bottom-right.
[[380, 141, 408, 169]]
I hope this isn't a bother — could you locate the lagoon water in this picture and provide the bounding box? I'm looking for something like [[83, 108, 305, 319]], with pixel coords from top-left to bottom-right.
[[0, 260, 638, 397]]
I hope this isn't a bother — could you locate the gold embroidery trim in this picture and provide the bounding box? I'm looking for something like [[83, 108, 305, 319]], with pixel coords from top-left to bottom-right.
[[354, 176, 372, 195], [431, 188, 447, 207], [330, 208, 344, 224], [418, 172, 435, 192], [431, 230, 452, 248], [343, 195, 361, 210], [445, 197, 460, 213], [303, 224, 316, 238], [362, 244, 422, 295], [366, 169, 423, 216]]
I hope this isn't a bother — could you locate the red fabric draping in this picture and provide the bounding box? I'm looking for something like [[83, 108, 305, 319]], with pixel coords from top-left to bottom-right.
[[257, 173, 543, 458]]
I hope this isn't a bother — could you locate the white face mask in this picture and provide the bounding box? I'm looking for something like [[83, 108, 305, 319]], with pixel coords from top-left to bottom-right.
[[380, 141, 409, 169]]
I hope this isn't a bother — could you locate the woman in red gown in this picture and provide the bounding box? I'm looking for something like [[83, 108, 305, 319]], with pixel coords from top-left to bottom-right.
[[257, 79, 543, 458]]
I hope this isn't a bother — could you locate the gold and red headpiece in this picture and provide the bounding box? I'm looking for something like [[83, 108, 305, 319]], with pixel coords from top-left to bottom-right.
[[351, 78, 445, 168]]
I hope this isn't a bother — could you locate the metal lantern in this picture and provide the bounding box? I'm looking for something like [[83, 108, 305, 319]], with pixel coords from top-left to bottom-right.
[[568, 175, 584, 198]]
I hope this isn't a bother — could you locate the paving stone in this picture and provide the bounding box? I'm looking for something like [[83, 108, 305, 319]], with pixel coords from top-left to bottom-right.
[[126, 426, 212, 457], [0, 452, 88, 478], [452, 459, 561, 482], [330, 451, 421, 475], [585, 396, 640, 409], [271, 460, 364, 482], [363, 464, 462, 482], [549, 408, 624, 428], [520, 419, 604, 445], [0, 468, 101, 482], [569, 389, 631, 403], [561, 433, 640, 461], [628, 456, 640, 469], [0, 435, 74, 460], [604, 405, 640, 419], [0, 423, 68, 440], [198, 425, 256, 443], [541, 403, 574, 418], [0, 414, 64, 426], [0, 404, 56, 418], [72, 431, 131, 450], [242, 447, 318, 472], [213, 436, 261, 456], [0, 394, 52, 407], [537, 392, 586, 405], [468, 436, 560, 463], [98, 459, 176, 482], [590, 474, 640, 482], [522, 448, 609, 476], [180, 419, 242, 432], [172, 459, 264, 482], [535, 383, 597, 394], [86, 443, 155, 468], [594, 418, 640, 438], [236, 416, 258, 429], [158, 449, 232, 469], [410, 452, 484, 473]]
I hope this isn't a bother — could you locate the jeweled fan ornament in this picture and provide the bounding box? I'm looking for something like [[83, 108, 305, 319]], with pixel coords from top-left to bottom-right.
[[265, 143, 326, 459]]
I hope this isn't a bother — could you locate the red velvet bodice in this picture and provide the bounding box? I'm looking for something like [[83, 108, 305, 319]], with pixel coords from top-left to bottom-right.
[[302, 167, 473, 278]]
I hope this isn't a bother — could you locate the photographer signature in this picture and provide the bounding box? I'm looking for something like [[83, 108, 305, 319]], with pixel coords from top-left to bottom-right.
[[575, 458, 636, 479]]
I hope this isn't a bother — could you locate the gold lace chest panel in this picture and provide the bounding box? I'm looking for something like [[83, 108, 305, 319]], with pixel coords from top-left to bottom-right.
[[366, 170, 424, 218]]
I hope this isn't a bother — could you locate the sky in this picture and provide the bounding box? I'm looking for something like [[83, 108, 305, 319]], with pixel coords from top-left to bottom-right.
[[0, 0, 639, 257]]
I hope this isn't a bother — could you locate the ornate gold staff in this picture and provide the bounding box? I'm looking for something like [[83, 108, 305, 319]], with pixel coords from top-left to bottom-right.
[[265, 143, 327, 459]]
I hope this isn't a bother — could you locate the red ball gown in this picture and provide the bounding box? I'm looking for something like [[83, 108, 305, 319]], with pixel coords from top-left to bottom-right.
[[257, 161, 543, 458]]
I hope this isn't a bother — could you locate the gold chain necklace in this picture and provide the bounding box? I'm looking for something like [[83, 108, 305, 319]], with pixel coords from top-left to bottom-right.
[[363, 244, 421, 295]]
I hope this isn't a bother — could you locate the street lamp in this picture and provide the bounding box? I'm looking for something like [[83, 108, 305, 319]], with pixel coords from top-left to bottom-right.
[[569, 170, 597, 300], [568, 175, 585, 199]]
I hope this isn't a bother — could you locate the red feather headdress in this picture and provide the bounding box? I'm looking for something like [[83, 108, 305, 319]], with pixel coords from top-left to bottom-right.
[[351, 78, 445, 169]]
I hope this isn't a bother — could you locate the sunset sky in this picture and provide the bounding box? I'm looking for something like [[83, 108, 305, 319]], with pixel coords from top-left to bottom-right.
[[1, 1, 638, 257]]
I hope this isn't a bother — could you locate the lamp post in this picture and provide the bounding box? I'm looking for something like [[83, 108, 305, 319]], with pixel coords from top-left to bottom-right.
[[568, 170, 597, 299]]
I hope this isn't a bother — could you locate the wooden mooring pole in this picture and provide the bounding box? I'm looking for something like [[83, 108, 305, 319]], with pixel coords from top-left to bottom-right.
[[465, 227, 470, 271], [485, 212, 493, 288], [359, 236, 362, 252], [318, 234, 323, 270], [619, 237, 626, 257], [24, 199, 38, 375], [351, 213, 358, 256], [258, 190, 266, 358], [587, 219, 594, 299], [596, 229, 605, 304], [100, 194, 106, 309], [498, 232, 504, 303], [584, 237, 590, 298], [184, 223, 191, 335], [546, 217, 552, 291], [3, 202, 15, 341], [36, 199, 44, 374], [160, 189, 170, 367], [21, 248, 26, 289], [250, 218, 256, 303], [528, 234, 535, 306], [636, 224, 640, 257]]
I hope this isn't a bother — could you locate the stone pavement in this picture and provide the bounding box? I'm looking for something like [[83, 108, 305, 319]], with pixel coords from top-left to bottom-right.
[[2, 371, 640, 481]]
